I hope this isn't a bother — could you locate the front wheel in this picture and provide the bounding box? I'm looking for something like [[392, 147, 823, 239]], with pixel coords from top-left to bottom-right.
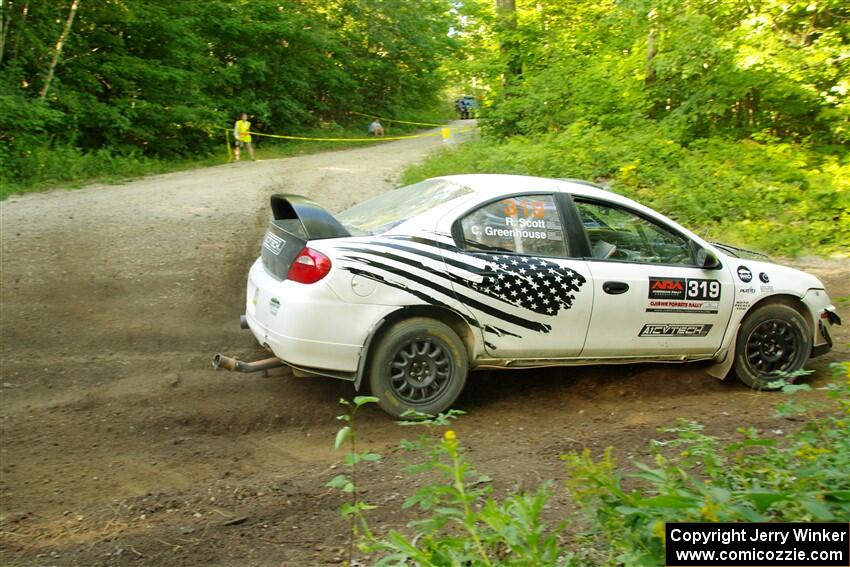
[[734, 303, 812, 389], [368, 318, 468, 418]]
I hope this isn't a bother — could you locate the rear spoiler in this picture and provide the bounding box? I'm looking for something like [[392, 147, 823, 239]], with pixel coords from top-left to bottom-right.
[[270, 194, 350, 240], [261, 194, 350, 281]]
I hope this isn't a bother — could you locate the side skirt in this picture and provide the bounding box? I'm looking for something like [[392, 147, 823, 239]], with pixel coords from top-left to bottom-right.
[[473, 353, 718, 370]]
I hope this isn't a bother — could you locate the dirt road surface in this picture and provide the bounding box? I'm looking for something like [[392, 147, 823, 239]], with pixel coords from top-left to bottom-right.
[[1, 123, 847, 566]]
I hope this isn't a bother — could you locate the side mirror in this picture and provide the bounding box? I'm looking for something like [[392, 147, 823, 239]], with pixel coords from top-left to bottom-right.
[[696, 247, 721, 269]]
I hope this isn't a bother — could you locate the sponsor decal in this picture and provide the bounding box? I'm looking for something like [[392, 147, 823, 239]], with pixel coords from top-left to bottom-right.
[[739, 286, 757, 294], [639, 324, 713, 337], [647, 277, 721, 313], [737, 265, 752, 282], [646, 300, 719, 314], [648, 277, 686, 299], [262, 231, 286, 255], [761, 285, 774, 293], [734, 300, 751, 311], [269, 297, 280, 316], [759, 272, 770, 283]]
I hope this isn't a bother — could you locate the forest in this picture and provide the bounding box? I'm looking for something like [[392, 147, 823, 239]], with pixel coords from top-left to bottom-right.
[[0, 0, 456, 189], [411, 0, 850, 256], [1, 0, 848, 254]]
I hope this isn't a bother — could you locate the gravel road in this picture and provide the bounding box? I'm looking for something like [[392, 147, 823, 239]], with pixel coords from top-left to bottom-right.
[[0, 121, 847, 566]]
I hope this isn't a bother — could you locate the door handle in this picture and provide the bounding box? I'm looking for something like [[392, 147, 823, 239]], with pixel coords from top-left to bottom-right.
[[603, 281, 629, 295]]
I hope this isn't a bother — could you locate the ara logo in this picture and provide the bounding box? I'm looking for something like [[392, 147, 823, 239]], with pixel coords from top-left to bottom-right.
[[639, 324, 713, 337], [652, 280, 684, 291], [648, 277, 686, 300], [737, 266, 753, 282], [262, 231, 286, 255]]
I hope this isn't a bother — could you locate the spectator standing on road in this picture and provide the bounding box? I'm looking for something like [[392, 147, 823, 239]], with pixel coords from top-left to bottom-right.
[[368, 119, 385, 137], [233, 113, 255, 161]]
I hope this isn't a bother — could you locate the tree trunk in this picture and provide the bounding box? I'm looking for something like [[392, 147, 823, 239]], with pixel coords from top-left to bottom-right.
[[10, 1, 27, 61], [645, 27, 657, 86], [645, 9, 661, 117], [495, 0, 521, 88], [0, 0, 10, 65], [39, 0, 80, 101]]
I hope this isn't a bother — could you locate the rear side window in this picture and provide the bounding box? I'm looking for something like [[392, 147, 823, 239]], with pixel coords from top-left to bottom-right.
[[337, 179, 472, 236], [459, 195, 568, 257]]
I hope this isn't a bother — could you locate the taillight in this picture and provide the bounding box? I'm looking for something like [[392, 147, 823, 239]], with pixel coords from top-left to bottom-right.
[[287, 247, 332, 284]]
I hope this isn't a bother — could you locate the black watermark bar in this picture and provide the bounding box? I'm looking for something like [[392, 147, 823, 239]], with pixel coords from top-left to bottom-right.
[[666, 523, 849, 566]]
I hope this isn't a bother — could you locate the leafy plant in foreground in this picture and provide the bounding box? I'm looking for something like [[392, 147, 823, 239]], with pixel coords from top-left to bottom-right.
[[327, 396, 382, 566], [328, 363, 849, 565], [562, 361, 850, 565], [329, 408, 572, 566]]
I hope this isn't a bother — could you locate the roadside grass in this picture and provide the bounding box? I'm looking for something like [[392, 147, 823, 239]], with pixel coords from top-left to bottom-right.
[[401, 123, 850, 258], [0, 120, 445, 201]]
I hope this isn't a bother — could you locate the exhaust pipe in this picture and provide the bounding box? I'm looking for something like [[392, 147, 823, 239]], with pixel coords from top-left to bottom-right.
[[240, 315, 249, 329], [212, 353, 285, 373]]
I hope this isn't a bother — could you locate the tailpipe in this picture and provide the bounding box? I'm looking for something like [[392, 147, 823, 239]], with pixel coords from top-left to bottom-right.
[[212, 353, 285, 373]]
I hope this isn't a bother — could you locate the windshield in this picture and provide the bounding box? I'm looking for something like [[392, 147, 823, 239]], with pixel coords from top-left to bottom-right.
[[337, 179, 472, 235]]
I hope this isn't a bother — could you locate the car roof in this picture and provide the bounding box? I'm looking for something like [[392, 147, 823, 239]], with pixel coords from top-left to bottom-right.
[[435, 174, 620, 203]]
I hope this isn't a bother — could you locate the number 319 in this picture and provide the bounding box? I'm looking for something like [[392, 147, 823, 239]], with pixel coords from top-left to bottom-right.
[[688, 280, 720, 299]]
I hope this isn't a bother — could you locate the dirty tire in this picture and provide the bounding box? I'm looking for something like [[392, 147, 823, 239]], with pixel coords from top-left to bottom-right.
[[368, 318, 468, 418], [734, 303, 811, 389]]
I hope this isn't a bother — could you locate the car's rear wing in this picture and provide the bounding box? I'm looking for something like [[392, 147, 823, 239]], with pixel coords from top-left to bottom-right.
[[261, 194, 350, 280]]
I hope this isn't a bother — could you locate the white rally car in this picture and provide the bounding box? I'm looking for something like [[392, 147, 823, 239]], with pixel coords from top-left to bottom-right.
[[213, 175, 840, 417]]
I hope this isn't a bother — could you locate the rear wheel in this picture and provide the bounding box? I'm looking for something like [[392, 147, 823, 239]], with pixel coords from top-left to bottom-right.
[[734, 303, 811, 389], [368, 318, 468, 418]]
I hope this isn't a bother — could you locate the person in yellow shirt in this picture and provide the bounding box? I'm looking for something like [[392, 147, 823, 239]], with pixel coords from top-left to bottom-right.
[[233, 113, 255, 161]]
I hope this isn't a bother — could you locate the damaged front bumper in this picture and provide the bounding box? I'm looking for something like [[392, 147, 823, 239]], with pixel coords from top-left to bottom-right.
[[812, 305, 841, 358]]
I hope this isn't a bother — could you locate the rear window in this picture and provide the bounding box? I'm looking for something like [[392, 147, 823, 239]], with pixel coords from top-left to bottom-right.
[[337, 179, 472, 235]]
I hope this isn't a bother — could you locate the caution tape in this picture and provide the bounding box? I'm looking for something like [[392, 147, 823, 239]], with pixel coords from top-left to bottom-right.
[[244, 130, 441, 142], [349, 110, 444, 127], [221, 121, 476, 158], [222, 126, 445, 143]]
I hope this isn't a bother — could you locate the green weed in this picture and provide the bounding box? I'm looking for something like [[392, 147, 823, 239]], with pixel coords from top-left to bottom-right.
[[563, 361, 850, 565], [329, 362, 850, 565]]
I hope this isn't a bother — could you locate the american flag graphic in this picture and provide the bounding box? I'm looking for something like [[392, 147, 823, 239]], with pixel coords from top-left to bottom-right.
[[470, 253, 586, 316], [334, 236, 588, 339]]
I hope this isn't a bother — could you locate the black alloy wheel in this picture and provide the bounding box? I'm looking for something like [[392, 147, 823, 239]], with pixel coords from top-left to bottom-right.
[[368, 318, 468, 418], [734, 303, 811, 389], [389, 338, 453, 404], [744, 318, 802, 375]]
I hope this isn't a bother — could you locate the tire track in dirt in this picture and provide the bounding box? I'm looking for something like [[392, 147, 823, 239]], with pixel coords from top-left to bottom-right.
[[1, 122, 847, 566]]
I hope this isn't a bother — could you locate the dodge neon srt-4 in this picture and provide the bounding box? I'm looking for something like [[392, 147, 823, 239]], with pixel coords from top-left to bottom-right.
[[213, 175, 841, 418]]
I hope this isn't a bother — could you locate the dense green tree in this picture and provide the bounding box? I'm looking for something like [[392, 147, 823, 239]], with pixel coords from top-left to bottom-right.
[[471, 0, 849, 145], [0, 0, 457, 186], [420, 0, 849, 256]]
